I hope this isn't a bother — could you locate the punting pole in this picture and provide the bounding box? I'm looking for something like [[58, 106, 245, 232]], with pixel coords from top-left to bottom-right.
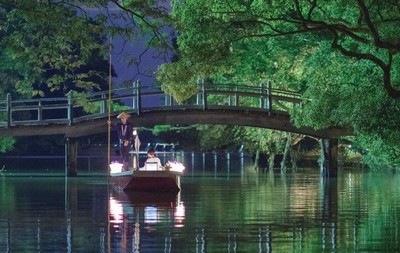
[[107, 37, 112, 253], [107, 39, 112, 183]]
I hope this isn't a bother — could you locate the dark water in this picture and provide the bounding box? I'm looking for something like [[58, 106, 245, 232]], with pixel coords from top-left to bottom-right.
[[1, 168, 400, 252]]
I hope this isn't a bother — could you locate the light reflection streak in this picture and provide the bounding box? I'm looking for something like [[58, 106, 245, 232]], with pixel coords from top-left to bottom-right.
[[108, 191, 186, 251], [109, 197, 124, 224], [144, 206, 159, 224], [174, 202, 185, 227]]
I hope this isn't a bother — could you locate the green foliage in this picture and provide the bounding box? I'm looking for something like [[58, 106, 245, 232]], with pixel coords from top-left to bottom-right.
[[0, 137, 15, 153], [0, 1, 108, 97], [152, 125, 172, 135], [158, 0, 400, 168], [196, 125, 236, 151], [157, 61, 199, 102], [233, 127, 286, 158], [354, 134, 400, 170], [1, 0, 398, 169], [0, 0, 175, 153]]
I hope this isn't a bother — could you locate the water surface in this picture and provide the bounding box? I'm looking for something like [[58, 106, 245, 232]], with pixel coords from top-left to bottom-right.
[[1, 168, 400, 252]]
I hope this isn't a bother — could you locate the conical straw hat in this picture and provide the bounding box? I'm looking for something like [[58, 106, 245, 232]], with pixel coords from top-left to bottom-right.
[[117, 112, 131, 119]]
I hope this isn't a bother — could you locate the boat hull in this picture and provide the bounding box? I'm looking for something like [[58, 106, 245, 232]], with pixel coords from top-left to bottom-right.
[[112, 188, 178, 207], [110, 170, 181, 192]]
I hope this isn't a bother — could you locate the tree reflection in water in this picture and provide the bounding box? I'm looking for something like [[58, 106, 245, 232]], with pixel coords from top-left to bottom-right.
[[1, 167, 400, 252]]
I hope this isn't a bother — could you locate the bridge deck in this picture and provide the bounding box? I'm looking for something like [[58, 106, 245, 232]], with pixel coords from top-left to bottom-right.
[[0, 82, 350, 138]]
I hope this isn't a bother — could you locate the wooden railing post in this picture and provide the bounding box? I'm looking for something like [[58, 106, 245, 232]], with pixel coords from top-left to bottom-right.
[[67, 92, 73, 126], [38, 100, 42, 122], [164, 82, 173, 107], [266, 80, 272, 113], [228, 87, 233, 106], [196, 79, 202, 106], [136, 80, 141, 115], [165, 93, 173, 107], [6, 93, 11, 128], [202, 79, 207, 110], [100, 93, 106, 114], [235, 86, 239, 106], [132, 80, 137, 110], [259, 83, 265, 109]]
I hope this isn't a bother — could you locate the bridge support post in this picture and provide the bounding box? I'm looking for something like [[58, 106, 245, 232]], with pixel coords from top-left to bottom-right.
[[320, 138, 338, 177], [65, 137, 78, 177]]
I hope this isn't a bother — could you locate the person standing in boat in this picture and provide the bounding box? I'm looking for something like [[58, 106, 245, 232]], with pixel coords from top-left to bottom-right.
[[145, 147, 162, 169], [113, 112, 134, 170]]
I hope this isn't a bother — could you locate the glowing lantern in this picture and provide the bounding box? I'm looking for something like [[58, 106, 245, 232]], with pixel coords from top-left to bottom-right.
[[165, 161, 185, 173], [109, 162, 123, 173]]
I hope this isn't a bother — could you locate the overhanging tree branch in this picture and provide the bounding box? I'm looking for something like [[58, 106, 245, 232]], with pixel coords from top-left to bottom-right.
[[224, 1, 400, 98], [357, 0, 400, 51], [110, 0, 176, 54], [330, 29, 400, 98]]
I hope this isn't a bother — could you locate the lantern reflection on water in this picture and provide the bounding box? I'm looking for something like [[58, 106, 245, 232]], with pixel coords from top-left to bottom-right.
[[109, 197, 124, 227], [144, 206, 159, 224], [174, 202, 185, 227], [108, 191, 186, 227]]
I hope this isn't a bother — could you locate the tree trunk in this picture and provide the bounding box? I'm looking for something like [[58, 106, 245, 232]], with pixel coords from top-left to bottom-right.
[[254, 148, 260, 171], [319, 139, 325, 172], [268, 152, 276, 171], [280, 132, 292, 172], [290, 147, 298, 171], [320, 138, 339, 177]]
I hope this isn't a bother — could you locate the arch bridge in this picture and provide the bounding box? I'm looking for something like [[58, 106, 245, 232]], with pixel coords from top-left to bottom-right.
[[0, 81, 349, 176]]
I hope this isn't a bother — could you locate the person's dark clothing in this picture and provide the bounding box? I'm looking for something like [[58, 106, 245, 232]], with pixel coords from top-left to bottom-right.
[[113, 122, 133, 166]]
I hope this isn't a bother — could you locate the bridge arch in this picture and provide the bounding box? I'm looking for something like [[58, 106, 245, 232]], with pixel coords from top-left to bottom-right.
[[0, 81, 349, 177], [0, 81, 348, 138]]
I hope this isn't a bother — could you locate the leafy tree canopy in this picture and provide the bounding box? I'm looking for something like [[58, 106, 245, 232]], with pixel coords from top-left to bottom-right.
[[0, 0, 172, 153], [0, 0, 172, 98], [161, 0, 400, 97], [157, 0, 400, 168], [0, 1, 110, 97]]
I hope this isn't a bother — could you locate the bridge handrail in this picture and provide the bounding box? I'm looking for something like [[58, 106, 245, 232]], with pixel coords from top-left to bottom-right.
[[0, 81, 303, 127], [201, 83, 301, 95]]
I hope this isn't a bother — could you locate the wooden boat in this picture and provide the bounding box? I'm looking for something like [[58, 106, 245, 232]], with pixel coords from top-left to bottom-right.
[[110, 169, 183, 192]]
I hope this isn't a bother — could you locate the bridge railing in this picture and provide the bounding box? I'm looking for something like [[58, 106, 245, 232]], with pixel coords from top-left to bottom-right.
[[0, 94, 70, 127], [0, 81, 302, 127], [190, 81, 301, 112]]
